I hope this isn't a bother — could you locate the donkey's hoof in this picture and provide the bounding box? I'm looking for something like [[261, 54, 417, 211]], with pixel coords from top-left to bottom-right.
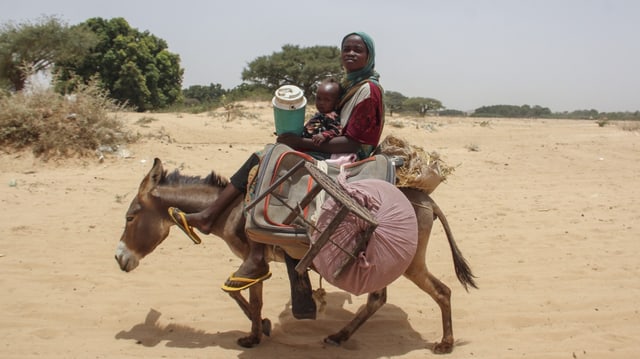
[[324, 330, 348, 346], [237, 335, 260, 348], [262, 318, 272, 336], [433, 340, 453, 354], [323, 336, 341, 346]]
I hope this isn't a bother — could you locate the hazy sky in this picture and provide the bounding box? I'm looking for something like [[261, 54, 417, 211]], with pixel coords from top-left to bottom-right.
[[3, 0, 639, 112]]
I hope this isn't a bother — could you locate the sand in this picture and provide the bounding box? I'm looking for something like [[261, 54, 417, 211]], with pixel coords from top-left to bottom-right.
[[1, 102, 639, 358]]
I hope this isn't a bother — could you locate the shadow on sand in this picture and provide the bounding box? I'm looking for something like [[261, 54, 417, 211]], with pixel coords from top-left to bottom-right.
[[115, 308, 243, 350], [116, 291, 440, 357]]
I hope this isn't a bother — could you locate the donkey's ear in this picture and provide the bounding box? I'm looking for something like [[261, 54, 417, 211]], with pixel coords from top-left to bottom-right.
[[138, 158, 164, 195]]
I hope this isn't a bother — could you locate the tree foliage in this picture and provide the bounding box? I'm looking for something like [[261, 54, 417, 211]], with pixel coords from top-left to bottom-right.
[[0, 15, 97, 91], [241, 44, 342, 99], [471, 104, 552, 118], [182, 83, 227, 104], [403, 97, 444, 115], [55, 17, 183, 111], [380, 90, 445, 116], [438, 109, 467, 117], [226, 83, 272, 102], [384, 91, 407, 116]]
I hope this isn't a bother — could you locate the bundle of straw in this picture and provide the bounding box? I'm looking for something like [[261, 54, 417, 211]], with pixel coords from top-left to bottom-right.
[[378, 134, 455, 194]]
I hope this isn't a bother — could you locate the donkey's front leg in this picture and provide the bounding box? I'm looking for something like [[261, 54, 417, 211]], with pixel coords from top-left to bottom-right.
[[227, 282, 270, 348], [325, 287, 387, 345]]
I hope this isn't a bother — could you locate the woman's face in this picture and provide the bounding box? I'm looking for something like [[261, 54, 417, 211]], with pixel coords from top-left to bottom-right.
[[341, 35, 369, 73]]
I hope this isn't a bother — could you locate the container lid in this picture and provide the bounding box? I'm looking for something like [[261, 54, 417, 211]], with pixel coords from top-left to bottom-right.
[[272, 95, 307, 110], [274, 85, 304, 105]]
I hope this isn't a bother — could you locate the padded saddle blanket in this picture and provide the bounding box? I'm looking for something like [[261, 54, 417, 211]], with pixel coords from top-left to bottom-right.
[[245, 143, 396, 258]]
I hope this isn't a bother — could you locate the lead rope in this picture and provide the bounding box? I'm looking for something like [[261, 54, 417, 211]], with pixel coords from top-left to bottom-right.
[[312, 276, 327, 314]]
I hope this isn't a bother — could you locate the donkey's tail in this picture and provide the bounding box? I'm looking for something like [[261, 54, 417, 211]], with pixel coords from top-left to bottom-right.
[[432, 201, 478, 291]]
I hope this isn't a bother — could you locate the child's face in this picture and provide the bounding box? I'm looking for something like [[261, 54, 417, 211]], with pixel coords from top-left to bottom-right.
[[315, 84, 340, 114]]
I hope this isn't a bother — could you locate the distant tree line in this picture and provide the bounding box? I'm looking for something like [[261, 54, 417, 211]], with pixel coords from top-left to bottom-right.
[[468, 104, 639, 120], [471, 104, 552, 118], [383, 91, 443, 116], [550, 109, 640, 121]]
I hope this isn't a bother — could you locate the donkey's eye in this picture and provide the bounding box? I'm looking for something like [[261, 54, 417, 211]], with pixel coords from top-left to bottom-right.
[[126, 216, 134, 222]]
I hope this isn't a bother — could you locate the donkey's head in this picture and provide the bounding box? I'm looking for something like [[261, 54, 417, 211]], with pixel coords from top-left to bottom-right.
[[115, 158, 173, 272]]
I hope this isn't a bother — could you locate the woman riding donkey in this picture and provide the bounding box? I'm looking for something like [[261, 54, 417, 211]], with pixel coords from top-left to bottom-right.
[[169, 31, 384, 318]]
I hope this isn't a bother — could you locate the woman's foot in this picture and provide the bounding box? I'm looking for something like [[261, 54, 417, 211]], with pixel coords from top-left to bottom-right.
[[180, 183, 243, 235], [167, 207, 202, 244], [222, 259, 271, 292], [183, 211, 214, 234]]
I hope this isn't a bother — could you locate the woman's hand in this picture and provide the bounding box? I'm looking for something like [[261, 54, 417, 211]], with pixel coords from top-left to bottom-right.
[[312, 133, 326, 145], [277, 132, 359, 154], [276, 132, 303, 148]]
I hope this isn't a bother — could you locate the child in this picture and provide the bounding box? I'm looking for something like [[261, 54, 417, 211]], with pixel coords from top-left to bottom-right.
[[302, 78, 342, 145]]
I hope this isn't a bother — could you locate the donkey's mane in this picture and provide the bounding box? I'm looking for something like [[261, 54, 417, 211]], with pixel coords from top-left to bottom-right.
[[160, 169, 229, 188]]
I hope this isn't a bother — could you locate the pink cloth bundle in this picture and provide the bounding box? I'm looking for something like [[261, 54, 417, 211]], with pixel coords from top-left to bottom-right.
[[311, 178, 418, 295]]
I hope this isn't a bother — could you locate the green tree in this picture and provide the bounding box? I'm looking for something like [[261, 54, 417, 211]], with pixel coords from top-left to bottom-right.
[[439, 109, 466, 117], [0, 15, 97, 91], [384, 91, 407, 116], [241, 44, 342, 99], [226, 83, 272, 102], [528, 105, 552, 117], [182, 83, 226, 104], [403, 97, 443, 116], [566, 109, 600, 119], [471, 104, 552, 118], [56, 17, 183, 111]]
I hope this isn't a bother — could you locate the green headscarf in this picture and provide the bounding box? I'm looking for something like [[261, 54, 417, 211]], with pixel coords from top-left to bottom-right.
[[341, 31, 380, 91]]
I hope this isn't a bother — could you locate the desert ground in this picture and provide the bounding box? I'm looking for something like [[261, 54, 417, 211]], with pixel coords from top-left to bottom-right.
[[1, 102, 639, 358]]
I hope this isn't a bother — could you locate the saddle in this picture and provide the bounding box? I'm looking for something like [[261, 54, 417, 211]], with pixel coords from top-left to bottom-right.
[[244, 143, 396, 259]]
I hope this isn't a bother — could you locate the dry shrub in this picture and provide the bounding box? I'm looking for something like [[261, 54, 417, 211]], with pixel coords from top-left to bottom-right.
[[207, 102, 259, 122], [378, 134, 455, 194], [619, 121, 640, 132], [0, 81, 137, 160]]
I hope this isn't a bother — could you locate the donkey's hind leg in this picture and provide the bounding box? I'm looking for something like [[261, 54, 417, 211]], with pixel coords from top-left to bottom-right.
[[324, 288, 387, 345], [405, 265, 454, 354], [227, 283, 270, 348], [402, 189, 455, 353]]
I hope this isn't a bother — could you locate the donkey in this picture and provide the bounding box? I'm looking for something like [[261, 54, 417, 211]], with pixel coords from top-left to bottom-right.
[[114, 158, 477, 353]]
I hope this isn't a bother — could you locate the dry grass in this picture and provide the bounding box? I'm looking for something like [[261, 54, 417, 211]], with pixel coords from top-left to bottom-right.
[[0, 82, 137, 160], [466, 143, 481, 152], [618, 121, 640, 132], [378, 134, 456, 194]]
